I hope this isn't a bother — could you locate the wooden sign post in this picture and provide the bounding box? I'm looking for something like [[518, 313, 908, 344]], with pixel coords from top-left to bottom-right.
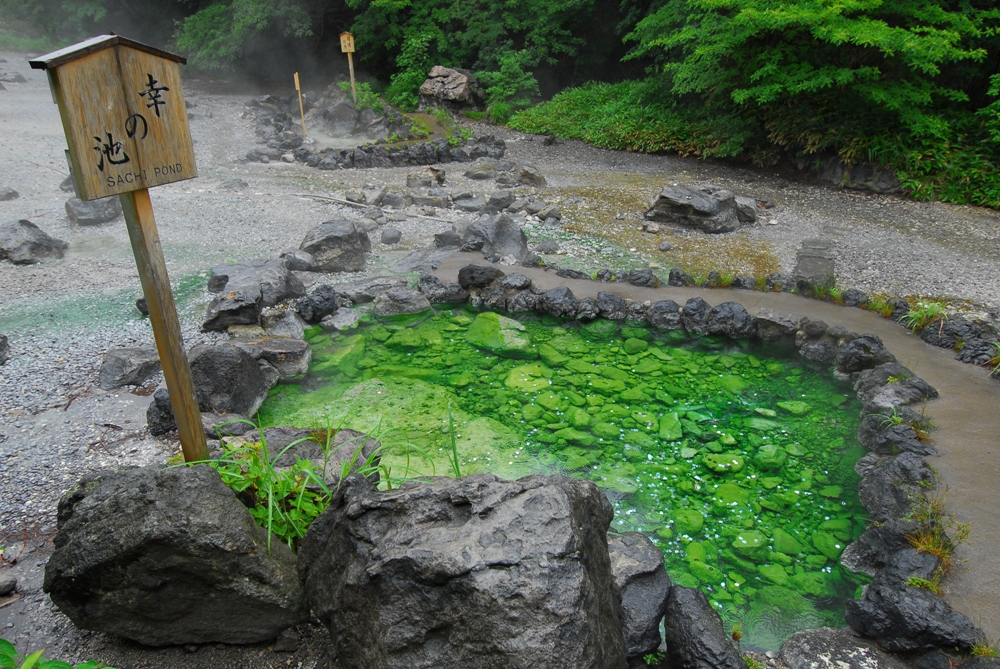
[[30, 35, 208, 464], [339, 32, 357, 106], [293, 71, 307, 138]]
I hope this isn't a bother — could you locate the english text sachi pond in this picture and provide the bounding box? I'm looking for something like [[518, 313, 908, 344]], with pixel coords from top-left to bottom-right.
[[105, 163, 185, 188]]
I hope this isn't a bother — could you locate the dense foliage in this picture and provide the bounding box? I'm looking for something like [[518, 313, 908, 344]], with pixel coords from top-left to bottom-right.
[[2, 0, 999, 206], [514, 0, 1000, 208]]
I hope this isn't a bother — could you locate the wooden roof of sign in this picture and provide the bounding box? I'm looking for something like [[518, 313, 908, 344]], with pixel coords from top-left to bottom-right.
[[28, 34, 186, 70]]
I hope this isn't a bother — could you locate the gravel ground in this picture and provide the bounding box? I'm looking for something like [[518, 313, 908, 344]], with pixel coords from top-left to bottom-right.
[[3, 48, 1000, 666]]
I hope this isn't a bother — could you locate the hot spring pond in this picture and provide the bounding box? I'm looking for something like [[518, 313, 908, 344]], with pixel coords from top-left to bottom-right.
[[259, 308, 870, 650]]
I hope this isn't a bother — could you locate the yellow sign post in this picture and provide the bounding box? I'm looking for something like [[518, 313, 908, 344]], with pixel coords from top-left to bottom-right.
[[294, 71, 307, 139], [30, 35, 208, 463], [340, 31, 357, 106]]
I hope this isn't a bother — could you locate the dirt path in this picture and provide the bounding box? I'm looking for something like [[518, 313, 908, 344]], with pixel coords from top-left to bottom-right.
[[3, 48, 1000, 664]]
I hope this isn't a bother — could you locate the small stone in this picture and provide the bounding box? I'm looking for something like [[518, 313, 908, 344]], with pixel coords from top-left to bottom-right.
[[380, 229, 402, 245], [658, 241, 673, 252], [0, 186, 19, 201], [0, 573, 16, 596], [768, 219, 778, 225]]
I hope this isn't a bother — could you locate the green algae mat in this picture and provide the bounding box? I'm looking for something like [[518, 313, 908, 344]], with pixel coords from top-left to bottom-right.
[[259, 308, 870, 650]]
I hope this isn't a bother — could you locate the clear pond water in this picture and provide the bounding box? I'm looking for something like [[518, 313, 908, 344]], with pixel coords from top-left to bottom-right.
[[259, 307, 870, 650]]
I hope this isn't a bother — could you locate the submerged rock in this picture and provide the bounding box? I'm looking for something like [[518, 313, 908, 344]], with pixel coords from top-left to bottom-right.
[[298, 473, 627, 669], [465, 312, 535, 359], [44, 465, 308, 646]]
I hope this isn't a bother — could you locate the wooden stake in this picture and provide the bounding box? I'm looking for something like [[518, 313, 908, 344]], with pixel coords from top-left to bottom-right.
[[294, 71, 307, 139], [347, 52, 357, 106], [120, 188, 208, 463]]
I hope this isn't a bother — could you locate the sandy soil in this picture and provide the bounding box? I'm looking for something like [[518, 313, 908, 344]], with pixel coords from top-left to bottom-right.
[[3, 47, 1000, 666]]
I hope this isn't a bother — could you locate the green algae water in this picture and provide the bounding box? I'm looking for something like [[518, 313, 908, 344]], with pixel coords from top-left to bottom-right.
[[259, 307, 870, 650]]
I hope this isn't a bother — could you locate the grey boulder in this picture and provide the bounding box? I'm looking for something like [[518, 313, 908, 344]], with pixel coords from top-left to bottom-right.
[[0, 219, 68, 264], [98, 347, 161, 389], [279, 247, 317, 272], [65, 196, 122, 225], [705, 301, 757, 338], [647, 300, 682, 330], [380, 228, 402, 245], [645, 185, 743, 234], [203, 259, 306, 332], [608, 532, 671, 658], [0, 334, 8, 365], [417, 274, 469, 304], [43, 465, 308, 646], [298, 473, 627, 669], [780, 627, 909, 669], [681, 297, 712, 335], [232, 337, 312, 378], [299, 220, 369, 272], [461, 213, 529, 260], [373, 287, 432, 316], [835, 334, 896, 374], [334, 275, 408, 303], [320, 307, 362, 331]]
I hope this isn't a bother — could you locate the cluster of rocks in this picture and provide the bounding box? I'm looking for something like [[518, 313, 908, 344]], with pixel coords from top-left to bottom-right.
[[43, 453, 750, 669], [0, 219, 68, 264]]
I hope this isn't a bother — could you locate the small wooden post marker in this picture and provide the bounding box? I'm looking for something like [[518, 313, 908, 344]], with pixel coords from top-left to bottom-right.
[[30, 35, 208, 463], [340, 32, 357, 105], [294, 72, 307, 138]]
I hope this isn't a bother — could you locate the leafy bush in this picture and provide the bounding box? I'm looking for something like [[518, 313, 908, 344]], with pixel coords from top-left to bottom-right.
[[0, 638, 114, 669], [339, 80, 382, 113], [477, 50, 540, 123]]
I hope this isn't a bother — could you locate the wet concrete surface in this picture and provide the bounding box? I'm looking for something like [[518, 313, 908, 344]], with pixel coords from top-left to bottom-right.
[[435, 252, 1000, 640]]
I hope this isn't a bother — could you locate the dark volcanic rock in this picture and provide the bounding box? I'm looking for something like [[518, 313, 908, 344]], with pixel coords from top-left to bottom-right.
[[65, 196, 122, 225], [43, 465, 308, 646], [857, 452, 934, 523], [842, 288, 869, 308], [188, 344, 275, 416], [756, 308, 799, 345], [0, 219, 68, 264], [626, 268, 659, 288], [334, 275, 408, 304], [458, 264, 505, 289], [668, 268, 696, 287], [857, 410, 935, 456], [279, 248, 317, 272], [98, 347, 161, 389], [647, 300, 682, 330], [841, 523, 914, 578], [799, 339, 837, 362], [663, 586, 743, 669], [435, 230, 464, 247], [575, 296, 600, 320], [203, 259, 306, 331], [681, 297, 712, 335], [537, 286, 579, 318], [146, 388, 176, 436], [608, 533, 671, 658], [417, 274, 470, 303], [298, 473, 628, 669], [299, 220, 369, 272], [597, 291, 628, 320], [835, 334, 896, 374], [0, 334, 8, 365], [780, 627, 909, 669], [295, 284, 346, 324], [845, 549, 977, 653], [705, 302, 757, 338]]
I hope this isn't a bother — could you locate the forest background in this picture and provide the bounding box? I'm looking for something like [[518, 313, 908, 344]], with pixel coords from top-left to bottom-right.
[[3, 0, 999, 209]]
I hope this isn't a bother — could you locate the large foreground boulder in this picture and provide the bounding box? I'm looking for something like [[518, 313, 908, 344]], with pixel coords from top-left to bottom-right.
[[461, 213, 529, 260], [644, 185, 743, 234], [298, 473, 628, 669], [0, 219, 68, 264], [43, 465, 308, 645], [65, 196, 122, 225], [299, 220, 369, 272]]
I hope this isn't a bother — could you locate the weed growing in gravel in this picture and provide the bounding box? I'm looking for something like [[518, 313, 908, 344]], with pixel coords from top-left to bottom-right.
[[972, 638, 1000, 658], [900, 300, 948, 332], [864, 294, 895, 318], [0, 638, 114, 669], [754, 276, 768, 291], [744, 656, 766, 669], [905, 492, 971, 573], [987, 343, 1000, 376], [716, 271, 737, 288], [827, 287, 845, 305]]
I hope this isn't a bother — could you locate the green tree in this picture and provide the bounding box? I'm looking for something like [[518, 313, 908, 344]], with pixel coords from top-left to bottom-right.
[[626, 0, 997, 161]]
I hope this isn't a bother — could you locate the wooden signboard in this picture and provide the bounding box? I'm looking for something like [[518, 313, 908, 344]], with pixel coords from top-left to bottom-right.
[[30, 36, 208, 463], [339, 32, 358, 105]]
